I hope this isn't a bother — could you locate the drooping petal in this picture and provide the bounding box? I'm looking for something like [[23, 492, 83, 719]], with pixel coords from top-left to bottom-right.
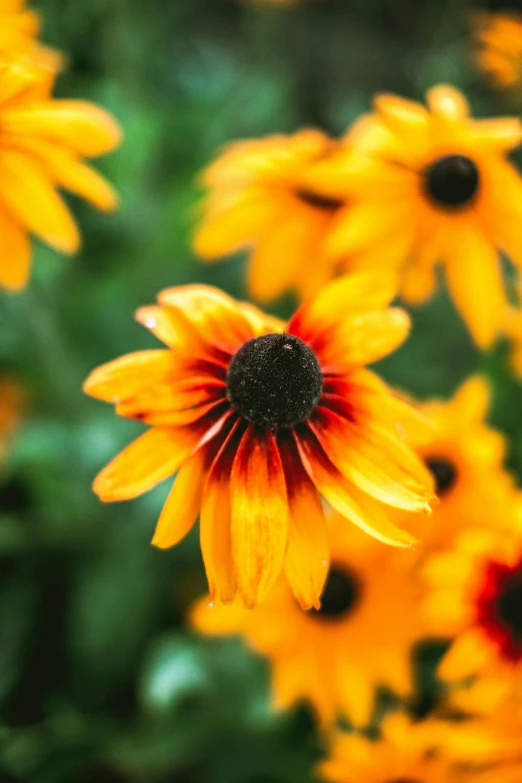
[[294, 427, 417, 547], [93, 426, 202, 502], [278, 432, 329, 610], [152, 446, 210, 549], [83, 350, 177, 403], [230, 426, 289, 607], [0, 205, 30, 290]]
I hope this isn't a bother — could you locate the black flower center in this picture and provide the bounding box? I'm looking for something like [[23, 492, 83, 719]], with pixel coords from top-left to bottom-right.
[[310, 565, 362, 620], [424, 456, 458, 496], [424, 155, 479, 208], [226, 333, 323, 430], [295, 188, 344, 212], [498, 571, 522, 641]]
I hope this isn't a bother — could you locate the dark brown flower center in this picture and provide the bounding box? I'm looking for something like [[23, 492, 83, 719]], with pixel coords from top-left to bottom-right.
[[477, 558, 522, 661], [424, 456, 458, 496], [424, 155, 479, 208], [226, 333, 323, 430], [295, 188, 344, 212], [310, 565, 362, 620], [497, 571, 522, 640]]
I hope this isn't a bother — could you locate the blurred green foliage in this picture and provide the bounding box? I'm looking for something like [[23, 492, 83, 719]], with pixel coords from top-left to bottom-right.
[[0, 0, 521, 780]]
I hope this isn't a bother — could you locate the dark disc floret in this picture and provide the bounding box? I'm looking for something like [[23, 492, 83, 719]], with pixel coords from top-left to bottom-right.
[[497, 570, 522, 645], [424, 154, 479, 208], [310, 564, 362, 620], [424, 456, 458, 496], [226, 333, 323, 430]]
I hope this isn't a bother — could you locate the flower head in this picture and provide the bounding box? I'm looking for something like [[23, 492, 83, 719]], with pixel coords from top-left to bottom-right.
[[84, 273, 433, 608], [472, 12, 522, 90], [423, 516, 522, 703], [193, 130, 353, 303], [191, 516, 427, 726], [0, 59, 121, 291], [317, 84, 522, 348]]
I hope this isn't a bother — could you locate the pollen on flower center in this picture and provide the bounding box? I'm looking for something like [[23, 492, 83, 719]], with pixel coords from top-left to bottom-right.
[[310, 565, 362, 620], [226, 333, 323, 430], [497, 570, 522, 641], [424, 456, 458, 496], [295, 188, 345, 212], [424, 154, 479, 208]]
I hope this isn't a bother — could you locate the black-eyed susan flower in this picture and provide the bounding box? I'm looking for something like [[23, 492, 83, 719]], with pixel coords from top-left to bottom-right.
[[0, 0, 61, 70], [191, 515, 428, 725], [0, 59, 121, 291], [193, 130, 354, 303], [319, 712, 462, 782], [423, 519, 522, 703], [314, 84, 522, 348], [84, 273, 434, 609], [401, 376, 515, 553], [472, 12, 522, 90]]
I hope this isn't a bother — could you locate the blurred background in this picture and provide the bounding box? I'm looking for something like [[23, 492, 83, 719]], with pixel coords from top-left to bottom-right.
[[1, 0, 522, 780]]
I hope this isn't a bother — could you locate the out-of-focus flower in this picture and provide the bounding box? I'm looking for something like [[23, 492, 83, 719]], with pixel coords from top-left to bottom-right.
[[84, 274, 433, 609], [314, 84, 522, 348], [423, 520, 522, 704], [0, 59, 121, 291], [191, 516, 427, 726], [0, 375, 24, 459], [0, 0, 62, 70], [401, 376, 515, 553], [193, 130, 354, 303], [472, 12, 522, 90], [319, 712, 461, 782]]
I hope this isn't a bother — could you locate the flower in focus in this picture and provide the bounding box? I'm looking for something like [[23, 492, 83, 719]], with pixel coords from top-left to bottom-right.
[[0, 59, 121, 291], [0, 0, 62, 70], [319, 712, 459, 782], [472, 12, 522, 90], [401, 375, 514, 553], [316, 84, 522, 348], [193, 130, 354, 303], [84, 273, 433, 609], [191, 516, 427, 726], [423, 520, 522, 704]]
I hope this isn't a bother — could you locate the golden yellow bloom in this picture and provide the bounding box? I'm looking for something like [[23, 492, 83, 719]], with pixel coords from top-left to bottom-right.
[[401, 375, 514, 553], [0, 58, 121, 291], [319, 713, 463, 782], [84, 273, 434, 609], [472, 12, 522, 89], [191, 515, 427, 726], [0, 0, 61, 70], [316, 84, 522, 348], [193, 129, 353, 302], [423, 520, 522, 703]]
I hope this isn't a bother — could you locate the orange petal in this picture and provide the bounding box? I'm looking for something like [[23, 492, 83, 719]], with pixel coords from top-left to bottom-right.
[[278, 433, 329, 610], [83, 350, 176, 403], [135, 304, 206, 352], [294, 428, 416, 547], [287, 271, 399, 346], [230, 426, 289, 607], [0, 148, 80, 253], [0, 205, 31, 291], [426, 84, 470, 121], [237, 301, 284, 337], [93, 426, 201, 502], [318, 308, 410, 369], [438, 628, 495, 682], [152, 447, 209, 549], [471, 118, 522, 153]]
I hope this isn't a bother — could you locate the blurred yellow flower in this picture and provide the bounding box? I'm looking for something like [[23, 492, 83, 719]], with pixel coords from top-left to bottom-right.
[[423, 521, 522, 705], [472, 12, 522, 90], [316, 84, 522, 348], [319, 712, 460, 782], [402, 375, 515, 553], [191, 516, 426, 726], [0, 58, 121, 291], [193, 129, 353, 302], [0, 0, 61, 70]]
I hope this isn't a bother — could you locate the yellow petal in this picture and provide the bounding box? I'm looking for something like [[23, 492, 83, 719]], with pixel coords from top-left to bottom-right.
[[439, 628, 495, 682], [83, 350, 175, 402], [0, 205, 30, 291]]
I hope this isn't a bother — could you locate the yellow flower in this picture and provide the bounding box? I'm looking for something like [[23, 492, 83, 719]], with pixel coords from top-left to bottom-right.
[[0, 58, 121, 291], [472, 12, 522, 90], [423, 518, 522, 703], [401, 375, 515, 553], [319, 712, 461, 782], [84, 273, 434, 609], [316, 84, 522, 348], [191, 515, 427, 726], [193, 129, 353, 302], [0, 0, 62, 70]]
